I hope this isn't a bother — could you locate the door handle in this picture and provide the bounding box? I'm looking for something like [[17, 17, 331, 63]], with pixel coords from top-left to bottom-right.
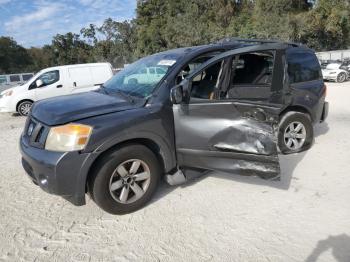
[[73, 82, 77, 87], [56, 85, 63, 88]]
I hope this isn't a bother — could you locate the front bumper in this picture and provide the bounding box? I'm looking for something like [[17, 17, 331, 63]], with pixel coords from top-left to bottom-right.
[[323, 75, 337, 81], [20, 135, 94, 206], [0, 97, 15, 113]]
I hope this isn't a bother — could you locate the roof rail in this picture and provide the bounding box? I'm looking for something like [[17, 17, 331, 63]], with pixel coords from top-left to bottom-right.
[[217, 37, 301, 47]]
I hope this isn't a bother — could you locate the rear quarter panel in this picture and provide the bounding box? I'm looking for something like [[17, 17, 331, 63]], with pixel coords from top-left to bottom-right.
[[289, 79, 326, 123]]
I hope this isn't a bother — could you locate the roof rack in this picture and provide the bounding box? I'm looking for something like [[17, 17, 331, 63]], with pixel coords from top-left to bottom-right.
[[217, 37, 301, 47]]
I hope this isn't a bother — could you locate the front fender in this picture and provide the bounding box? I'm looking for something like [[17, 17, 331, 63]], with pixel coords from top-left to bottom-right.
[[75, 130, 177, 203], [95, 129, 176, 172], [75, 107, 177, 202]]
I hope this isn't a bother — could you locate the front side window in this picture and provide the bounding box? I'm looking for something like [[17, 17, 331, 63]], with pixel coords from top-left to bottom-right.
[[29, 70, 60, 90], [190, 61, 223, 100], [38, 70, 60, 86], [287, 51, 321, 83], [103, 53, 179, 98], [139, 68, 147, 74], [176, 52, 223, 85]]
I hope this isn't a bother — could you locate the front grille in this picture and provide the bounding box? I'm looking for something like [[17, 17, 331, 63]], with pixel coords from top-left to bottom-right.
[[25, 118, 49, 149]]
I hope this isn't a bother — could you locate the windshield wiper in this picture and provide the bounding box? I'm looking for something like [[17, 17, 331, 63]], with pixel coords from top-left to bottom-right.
[[99, 84, 109, 94], [114, 90, 135, 104], [101, 85, 136, 103]]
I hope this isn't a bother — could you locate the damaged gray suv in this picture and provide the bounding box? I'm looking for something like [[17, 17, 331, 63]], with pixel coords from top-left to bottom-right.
[[20, 39, 328, 214]]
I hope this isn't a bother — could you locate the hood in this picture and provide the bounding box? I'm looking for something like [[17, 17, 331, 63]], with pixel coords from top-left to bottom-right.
[[31, 91, 144, 126]]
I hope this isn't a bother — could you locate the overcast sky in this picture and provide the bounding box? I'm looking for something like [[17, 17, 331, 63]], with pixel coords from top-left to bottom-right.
[[0, 0, 136, 47]]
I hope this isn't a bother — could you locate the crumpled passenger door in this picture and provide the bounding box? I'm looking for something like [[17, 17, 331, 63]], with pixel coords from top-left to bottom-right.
[[173, 46, 282, 180]]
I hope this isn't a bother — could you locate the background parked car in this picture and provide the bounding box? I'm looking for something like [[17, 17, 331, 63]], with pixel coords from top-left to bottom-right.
[[123, 66, 168, 85], [0, 63, 113, 116], [322, 63, 349, 83]]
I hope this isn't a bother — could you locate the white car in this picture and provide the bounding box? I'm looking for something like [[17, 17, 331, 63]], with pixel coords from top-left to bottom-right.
[[123, 66, 167, 85], [0, 63, 113, 116], [322, 63, 349, 83]]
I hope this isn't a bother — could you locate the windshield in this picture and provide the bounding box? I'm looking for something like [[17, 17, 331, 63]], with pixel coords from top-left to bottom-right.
[[103, 53, 179, 98], [326, 63, 340, 70]]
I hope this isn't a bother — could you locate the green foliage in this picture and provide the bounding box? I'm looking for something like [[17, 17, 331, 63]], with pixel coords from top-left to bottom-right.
[[0, 37, 33, 74], [51, 32, 92, 65], [298, 0, 350, 50], [81, 19, 137, 67], [25, 46, 55, 72], [1, 1, 350, 74]]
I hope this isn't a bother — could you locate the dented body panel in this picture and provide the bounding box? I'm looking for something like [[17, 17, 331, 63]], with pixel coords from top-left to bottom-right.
[[173, 101, 281, 180]]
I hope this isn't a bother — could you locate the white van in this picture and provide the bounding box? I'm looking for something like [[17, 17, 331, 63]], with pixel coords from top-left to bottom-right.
[[0, 63, 113, 116]]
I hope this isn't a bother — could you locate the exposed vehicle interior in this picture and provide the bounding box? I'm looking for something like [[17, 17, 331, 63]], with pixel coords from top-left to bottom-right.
[[186, 51, 274, 101], [176, 52, 222, 85]]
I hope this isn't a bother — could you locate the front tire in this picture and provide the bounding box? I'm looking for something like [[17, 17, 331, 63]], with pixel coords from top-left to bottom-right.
[[88, 144, 161, 215], [17, 101, 33, 116], [337, 72, 347, 83], [278, 112, 313, 154]]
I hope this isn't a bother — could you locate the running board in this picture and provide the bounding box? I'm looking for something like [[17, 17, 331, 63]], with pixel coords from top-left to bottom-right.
[[165, 170, 187, 186]]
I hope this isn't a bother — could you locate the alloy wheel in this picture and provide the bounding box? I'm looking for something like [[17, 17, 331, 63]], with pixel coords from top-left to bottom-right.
[[109, 159, 151, 204], [337, 73, 346, 83], [283, 121, 307, 150], [19, 102, 32, 116]]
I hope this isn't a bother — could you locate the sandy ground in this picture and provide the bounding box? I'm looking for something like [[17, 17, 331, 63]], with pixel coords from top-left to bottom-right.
[[0, 82, 349, 262]]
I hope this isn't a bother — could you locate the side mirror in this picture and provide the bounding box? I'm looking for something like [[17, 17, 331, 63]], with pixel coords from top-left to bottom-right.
[[36, 79, 44, 88], [170, 85, 184, 104]]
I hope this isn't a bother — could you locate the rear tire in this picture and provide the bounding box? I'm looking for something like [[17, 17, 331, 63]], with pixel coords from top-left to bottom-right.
[[17, 101, 33, 116], [88, 144, 161, 215], [278, 112, 313, 154]]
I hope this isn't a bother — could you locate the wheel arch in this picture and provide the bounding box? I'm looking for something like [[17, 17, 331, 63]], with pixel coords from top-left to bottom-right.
[[84, 137, 172, 192], [337, 71, 347, 82], [279, 105, 312, 122]]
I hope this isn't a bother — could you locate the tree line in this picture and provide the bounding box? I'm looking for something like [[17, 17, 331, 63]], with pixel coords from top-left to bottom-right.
[[1, 0, 349, 74]]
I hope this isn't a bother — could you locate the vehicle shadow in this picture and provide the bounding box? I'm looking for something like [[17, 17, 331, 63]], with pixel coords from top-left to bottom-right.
[[305, 234, 350, 262], [314, 121, 330, 138], [151, 150, 306, 205], [151, 121, 330, 204]]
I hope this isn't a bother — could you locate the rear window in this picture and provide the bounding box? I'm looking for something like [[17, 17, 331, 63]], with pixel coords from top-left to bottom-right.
[[287, 51, 321, 83]]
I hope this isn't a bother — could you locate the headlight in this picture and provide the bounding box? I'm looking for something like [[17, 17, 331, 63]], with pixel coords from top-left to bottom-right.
[[45, 123, 93, 152], [1, 90, 13, 97]]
